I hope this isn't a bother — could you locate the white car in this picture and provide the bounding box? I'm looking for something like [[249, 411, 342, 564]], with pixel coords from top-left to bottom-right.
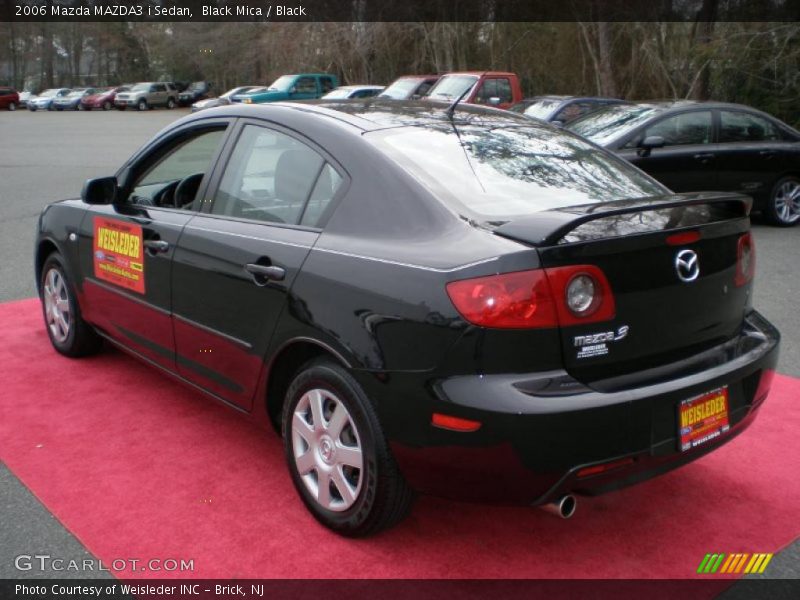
[[322, 85, 385, 100], [27, 89, 71, 111]]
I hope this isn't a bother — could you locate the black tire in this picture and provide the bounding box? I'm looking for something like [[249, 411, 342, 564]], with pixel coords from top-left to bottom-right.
[[137, 99, 147, 111], [77, 103, 84, 111], [29, 106, 36, 112], [103, 101, 111, 111], [40, 254, 103, 358], [764, 175, 800, 227], [166, 97, 176, 109], [281, 358, 414, 537], [8, 101, 16, 111]]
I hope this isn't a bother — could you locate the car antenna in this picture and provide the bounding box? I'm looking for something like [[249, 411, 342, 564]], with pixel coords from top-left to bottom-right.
[[445, 71, 485, 121]]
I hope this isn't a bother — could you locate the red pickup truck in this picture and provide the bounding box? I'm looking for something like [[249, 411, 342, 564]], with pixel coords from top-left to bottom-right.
[[425, 71, 523, 110]]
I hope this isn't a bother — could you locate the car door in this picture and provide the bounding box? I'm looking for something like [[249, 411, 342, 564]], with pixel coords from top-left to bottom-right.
[[617, 109, 718, 192], [78, 122, 231, 370], [713, 109, 793, 199], [171, 120, 346, 409]]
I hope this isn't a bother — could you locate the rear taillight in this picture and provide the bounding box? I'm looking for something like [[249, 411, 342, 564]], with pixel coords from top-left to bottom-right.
[[446, 265, 615, 329], [445, 270, 558, 329], [544, 265, 616, 327], [735, 232, 756, 287]]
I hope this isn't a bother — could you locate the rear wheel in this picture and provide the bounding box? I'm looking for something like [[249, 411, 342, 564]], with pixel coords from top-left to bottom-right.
[[765, 176, 800, 226], [282, 359, 413, 537], [40, 254, 102, 357], [166, 97, 176, 109], [8, 101, 16, 111]]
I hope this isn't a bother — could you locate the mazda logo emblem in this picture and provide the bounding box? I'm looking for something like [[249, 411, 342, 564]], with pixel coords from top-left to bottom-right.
[[675, 249, 700, 282]]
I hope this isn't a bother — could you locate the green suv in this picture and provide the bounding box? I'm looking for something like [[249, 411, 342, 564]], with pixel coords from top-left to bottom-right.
[[231, 73, 338, 104]]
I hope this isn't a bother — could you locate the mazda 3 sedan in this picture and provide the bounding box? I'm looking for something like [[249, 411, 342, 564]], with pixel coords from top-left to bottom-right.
[[568, 101, 800, 226], [35, 101, 779, 536]]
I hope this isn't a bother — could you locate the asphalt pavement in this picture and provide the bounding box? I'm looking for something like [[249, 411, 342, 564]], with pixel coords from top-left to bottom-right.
[[0, 108, 797, 582]]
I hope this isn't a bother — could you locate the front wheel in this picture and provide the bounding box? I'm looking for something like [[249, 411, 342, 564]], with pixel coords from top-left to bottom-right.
[[765, 176, 800, 226], [103, 101, 111, 111], [282, 359, 413, 537], [40, 254, 103, 357], [137, 99, 147, 111]]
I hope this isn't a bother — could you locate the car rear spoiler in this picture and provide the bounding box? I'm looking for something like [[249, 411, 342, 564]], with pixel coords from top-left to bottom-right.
[[492, 192, 753, 247]]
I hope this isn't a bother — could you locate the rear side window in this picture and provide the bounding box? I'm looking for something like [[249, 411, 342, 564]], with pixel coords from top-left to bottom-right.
[[368, 123, 666, 221], [720, 111, 782, 142], [212, 124, 341, 226]]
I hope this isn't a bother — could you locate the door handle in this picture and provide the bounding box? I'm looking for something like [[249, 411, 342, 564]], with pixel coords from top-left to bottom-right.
[[144, 239, 170, 254], [759, 150, 777, 158], [693, 153, 715, 161], [245, 263, 286, 285]]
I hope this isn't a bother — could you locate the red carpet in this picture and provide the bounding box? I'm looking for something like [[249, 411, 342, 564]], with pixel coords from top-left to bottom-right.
[[0, 297, 798, 579]]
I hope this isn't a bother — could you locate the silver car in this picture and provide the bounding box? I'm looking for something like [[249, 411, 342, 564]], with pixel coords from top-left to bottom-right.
[[27, 88, 71, 111], [114, 82, 179, 111]]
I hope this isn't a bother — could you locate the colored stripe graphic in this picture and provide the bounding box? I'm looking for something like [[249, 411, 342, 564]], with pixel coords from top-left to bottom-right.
[[705, 553, 774, 575]]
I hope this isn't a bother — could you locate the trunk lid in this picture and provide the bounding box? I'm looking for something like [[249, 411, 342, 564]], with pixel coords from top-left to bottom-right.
[[493, 192, 754, 390]]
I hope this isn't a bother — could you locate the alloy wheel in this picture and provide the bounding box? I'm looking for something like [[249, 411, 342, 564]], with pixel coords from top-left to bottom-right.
[[43, 268, 71, 343], [773, 179, 800, 224], [291, 388, 364, 512]]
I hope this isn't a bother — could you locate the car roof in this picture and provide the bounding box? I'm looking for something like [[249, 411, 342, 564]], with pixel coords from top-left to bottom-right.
[[440, 71, 517, 77], [181, 99, 533, 132]]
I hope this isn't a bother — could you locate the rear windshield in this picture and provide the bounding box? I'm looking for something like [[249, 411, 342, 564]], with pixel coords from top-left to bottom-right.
[[367, 122, 666, 223]]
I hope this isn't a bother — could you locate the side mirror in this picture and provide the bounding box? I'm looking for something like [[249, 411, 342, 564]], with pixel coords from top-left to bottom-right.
[[487, 96, 501, 106], [410, 94, 421, 100], [81, 176, 117, 205], [289, 86, 297, 94], [637, 135, 665, 157]]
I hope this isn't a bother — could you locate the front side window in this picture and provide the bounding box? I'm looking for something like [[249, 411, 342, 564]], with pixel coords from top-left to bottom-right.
[[127, 129, 225, 209], [212, 125, 341, 226], [294, 77, 317, 94], [641, 111, 713, 147], [720, 111, 782, 142], [320, 77, 335, 93], [473, 79, 497, 104]]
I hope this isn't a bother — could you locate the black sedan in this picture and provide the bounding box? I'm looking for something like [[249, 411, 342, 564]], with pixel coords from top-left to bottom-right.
[[35, 101, 779, 536], [568, 101, 800, 226], [509, 95, 629, 125]]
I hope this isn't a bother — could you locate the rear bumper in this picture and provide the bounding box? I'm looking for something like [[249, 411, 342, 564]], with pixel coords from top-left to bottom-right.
[[387, 310, 780, 504]]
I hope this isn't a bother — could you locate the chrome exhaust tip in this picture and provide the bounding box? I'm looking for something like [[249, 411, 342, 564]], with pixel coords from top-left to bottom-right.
[[541, 494, 577, 519]]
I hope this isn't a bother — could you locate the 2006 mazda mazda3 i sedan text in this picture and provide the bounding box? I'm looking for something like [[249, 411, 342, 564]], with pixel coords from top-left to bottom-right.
[[35, 100, 780, 536]]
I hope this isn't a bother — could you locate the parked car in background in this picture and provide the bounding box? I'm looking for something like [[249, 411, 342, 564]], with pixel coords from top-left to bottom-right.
[[27, 88, 71, 111], [81, 86, 130, 111], [424, 71, 523, 109], [322, 85, 384, 100], [18, 90, 35, 108], [510, 95, 630, 125], [191, 86, 260, 112], [179, 81, 213, 106], [378, 75, 439, 100], [52, 88, 96, 111], [115, 82, 179, 111], [0, 87, 20, 111], [568, 101, 800, 226], [231, 73, 338, 104]]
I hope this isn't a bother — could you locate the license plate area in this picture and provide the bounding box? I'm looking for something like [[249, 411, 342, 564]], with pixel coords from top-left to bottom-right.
[[679, 386, 730, 452]]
